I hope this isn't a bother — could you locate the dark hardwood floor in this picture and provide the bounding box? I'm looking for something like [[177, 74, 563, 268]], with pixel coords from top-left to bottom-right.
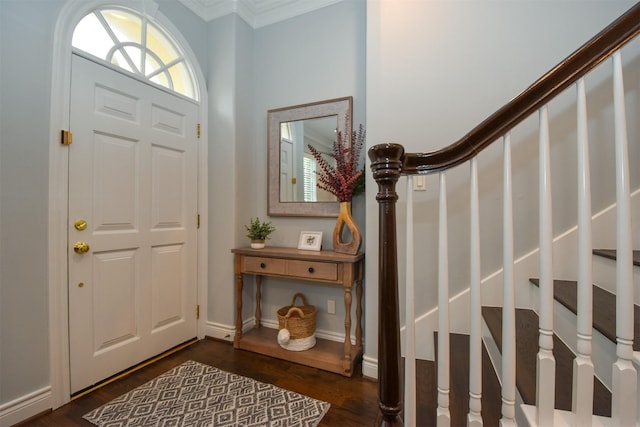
[[18, 338, 385, 427], [16, 337, 497, 426]]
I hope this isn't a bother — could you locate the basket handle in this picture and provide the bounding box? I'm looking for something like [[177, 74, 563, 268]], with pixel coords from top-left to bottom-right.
[[290, 292, 309, 307], [285, 306, 305, 319]]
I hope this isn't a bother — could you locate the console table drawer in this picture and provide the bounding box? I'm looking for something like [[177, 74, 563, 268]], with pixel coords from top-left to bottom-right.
[[288, 260, 338, 281], [244, 257, 286, 275]]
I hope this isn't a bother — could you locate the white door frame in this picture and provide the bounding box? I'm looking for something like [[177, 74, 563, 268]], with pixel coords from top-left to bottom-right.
[[47, 0, 208, 408]]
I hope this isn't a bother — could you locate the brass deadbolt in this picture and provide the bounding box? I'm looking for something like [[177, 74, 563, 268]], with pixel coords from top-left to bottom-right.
[[74, 219, 88, 231]]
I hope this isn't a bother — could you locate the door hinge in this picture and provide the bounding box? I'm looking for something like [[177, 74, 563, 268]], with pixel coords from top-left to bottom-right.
[[61, 130, 73, 145], [197, 214, 200, 229], [196, 305, 200, 320], [196, 123, 201, 139]]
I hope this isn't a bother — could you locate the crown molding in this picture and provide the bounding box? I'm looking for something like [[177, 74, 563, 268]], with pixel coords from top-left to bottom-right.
[[177, 0, 344, 28]]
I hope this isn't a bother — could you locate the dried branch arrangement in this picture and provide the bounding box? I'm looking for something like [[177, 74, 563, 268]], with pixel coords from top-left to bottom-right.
[[307, 121, 365, 202]]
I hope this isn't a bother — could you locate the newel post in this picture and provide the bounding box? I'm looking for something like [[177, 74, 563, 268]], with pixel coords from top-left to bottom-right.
[[368, 143, 405, 426]]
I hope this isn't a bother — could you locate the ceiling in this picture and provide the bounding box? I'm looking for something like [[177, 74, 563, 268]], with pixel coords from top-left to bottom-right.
[[176, 0, 344, 28]]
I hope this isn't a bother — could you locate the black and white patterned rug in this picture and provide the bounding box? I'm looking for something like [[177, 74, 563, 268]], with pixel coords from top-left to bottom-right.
[[83, 360, 330, 426]]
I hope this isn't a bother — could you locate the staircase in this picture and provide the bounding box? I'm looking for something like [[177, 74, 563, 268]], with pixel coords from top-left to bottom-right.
[[368, 4, 639, 426], [421, 250, 639, 425]]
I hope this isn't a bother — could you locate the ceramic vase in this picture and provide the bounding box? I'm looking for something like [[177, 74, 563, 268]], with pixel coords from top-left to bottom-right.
[[250, 240, 265, 249], [332, 201, 361, 255]]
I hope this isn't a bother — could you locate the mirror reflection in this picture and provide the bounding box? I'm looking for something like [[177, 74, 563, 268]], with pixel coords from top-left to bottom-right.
[[279, 116, 338, 203], [267, 96, 352, 217]]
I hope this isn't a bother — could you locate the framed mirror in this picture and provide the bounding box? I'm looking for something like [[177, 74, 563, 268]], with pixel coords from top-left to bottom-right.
[[268, 96, 352, 217]]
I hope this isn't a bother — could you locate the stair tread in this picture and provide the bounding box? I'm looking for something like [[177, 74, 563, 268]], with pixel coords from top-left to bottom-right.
[[482, 306, 612, 417], [593, 248, 640, 267], [434, 332, 502, 426], [529, 278, 640, 352]]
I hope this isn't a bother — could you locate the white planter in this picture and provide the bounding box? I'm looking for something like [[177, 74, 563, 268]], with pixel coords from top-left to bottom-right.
[[250, 240, 265, 249]]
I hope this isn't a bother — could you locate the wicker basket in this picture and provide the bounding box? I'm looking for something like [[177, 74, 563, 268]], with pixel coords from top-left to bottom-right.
[[277, 293, 316, 351]]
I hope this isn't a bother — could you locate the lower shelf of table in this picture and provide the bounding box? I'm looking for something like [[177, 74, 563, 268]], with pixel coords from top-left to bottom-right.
[[234, 327, 361, 377]]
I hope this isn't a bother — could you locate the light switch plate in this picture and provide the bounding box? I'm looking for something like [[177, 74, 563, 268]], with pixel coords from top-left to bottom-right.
[[413, 175, 427, 191]]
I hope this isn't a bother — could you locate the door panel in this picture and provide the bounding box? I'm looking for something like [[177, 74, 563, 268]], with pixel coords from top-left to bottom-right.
[[151, 145, 185, 228], [151, 244, 185, 330], [68, 55, 198, 393], [280, 139, 294, 200], [94, 133, 139, 230], [93, 249, 138, 352]]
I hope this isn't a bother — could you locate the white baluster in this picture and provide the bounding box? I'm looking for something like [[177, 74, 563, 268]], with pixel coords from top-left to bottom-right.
[[501, 134, 517, 427], [537, 105, 556, 426], [468, 158, 483, 427], [611, 50, 637, 426], [437, 172, 451, 426], [573, 78, 595, 426], [405, 176, 416, 427]]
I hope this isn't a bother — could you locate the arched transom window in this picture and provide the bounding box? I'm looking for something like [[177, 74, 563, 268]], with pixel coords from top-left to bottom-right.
[[72, 7, 197, 101]]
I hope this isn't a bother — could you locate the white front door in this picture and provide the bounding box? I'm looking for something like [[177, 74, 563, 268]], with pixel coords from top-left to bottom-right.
[[68, 55, 199, 393], [280, 138, 294, 201]]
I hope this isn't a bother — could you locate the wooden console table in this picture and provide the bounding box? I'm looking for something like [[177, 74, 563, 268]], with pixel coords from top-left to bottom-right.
[[231, 247, 364, 377]]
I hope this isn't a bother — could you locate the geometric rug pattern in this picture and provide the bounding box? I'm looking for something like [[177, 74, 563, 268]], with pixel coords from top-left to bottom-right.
[[83, 360, 330, 427]]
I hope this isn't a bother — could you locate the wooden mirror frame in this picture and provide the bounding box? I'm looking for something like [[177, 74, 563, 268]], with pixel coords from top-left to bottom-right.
[[267, 96, 353, 217]]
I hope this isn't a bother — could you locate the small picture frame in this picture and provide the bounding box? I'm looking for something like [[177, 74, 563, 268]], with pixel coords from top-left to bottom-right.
[[297, 231, 323, 251]]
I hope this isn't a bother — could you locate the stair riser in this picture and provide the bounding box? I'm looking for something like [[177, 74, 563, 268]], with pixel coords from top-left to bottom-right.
[[406, 276, 520, 361], [592, 255, 640, 305], [520, 405, 614, 427], [528, 279, 615, 390], [481, 320, 529, 425], [406, 191, 639, 362]]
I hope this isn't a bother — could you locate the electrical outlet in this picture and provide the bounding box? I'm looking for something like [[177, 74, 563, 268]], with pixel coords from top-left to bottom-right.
[[327, 299, 336, 314]]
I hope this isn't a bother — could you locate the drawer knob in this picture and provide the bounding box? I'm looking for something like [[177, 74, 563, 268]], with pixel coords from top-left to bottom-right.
[[260, 262, 266, 268], [308, 267, 315, 273]]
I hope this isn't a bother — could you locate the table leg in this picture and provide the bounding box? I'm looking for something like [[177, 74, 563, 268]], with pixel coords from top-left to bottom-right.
[[355, 278, 363, 348], [255, 275, 262, 327], [344, 286, 353, 364], [234, 272, 243, 346]]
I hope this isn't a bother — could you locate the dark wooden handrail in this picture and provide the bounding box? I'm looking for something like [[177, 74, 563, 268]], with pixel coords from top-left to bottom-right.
[[367, 3, 639, 425], [400, 2, 639, 175]]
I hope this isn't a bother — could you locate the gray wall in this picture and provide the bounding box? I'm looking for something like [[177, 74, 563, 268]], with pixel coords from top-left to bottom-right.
[[0, 0, 62, 404], [253, 0, 366, 335], [0, 0, 208, 409], [206, 12, 243, 333], [364, 0, 639, 365], [210, 0, 367, 337], [0, 0, 365, 416]]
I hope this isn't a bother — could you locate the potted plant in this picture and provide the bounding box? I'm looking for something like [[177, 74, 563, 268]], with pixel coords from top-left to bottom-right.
[[245, 217, 276, 249]]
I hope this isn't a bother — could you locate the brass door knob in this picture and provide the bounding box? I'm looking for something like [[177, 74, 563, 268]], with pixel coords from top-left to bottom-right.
[[73, 241, 90, 254]]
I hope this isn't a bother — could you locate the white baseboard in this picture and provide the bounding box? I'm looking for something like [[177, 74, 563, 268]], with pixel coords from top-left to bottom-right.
[[204, 320, 237, 342], [205, 318, 373, 379], [259, 318, 359, 345], [0, 386, 52, 427], [209, 317, 361, 345], [362, 354, 378, 379]]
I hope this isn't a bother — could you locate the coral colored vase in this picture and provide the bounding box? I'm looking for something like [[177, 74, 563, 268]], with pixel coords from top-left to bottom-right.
[[333, 201, 361, 255]]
